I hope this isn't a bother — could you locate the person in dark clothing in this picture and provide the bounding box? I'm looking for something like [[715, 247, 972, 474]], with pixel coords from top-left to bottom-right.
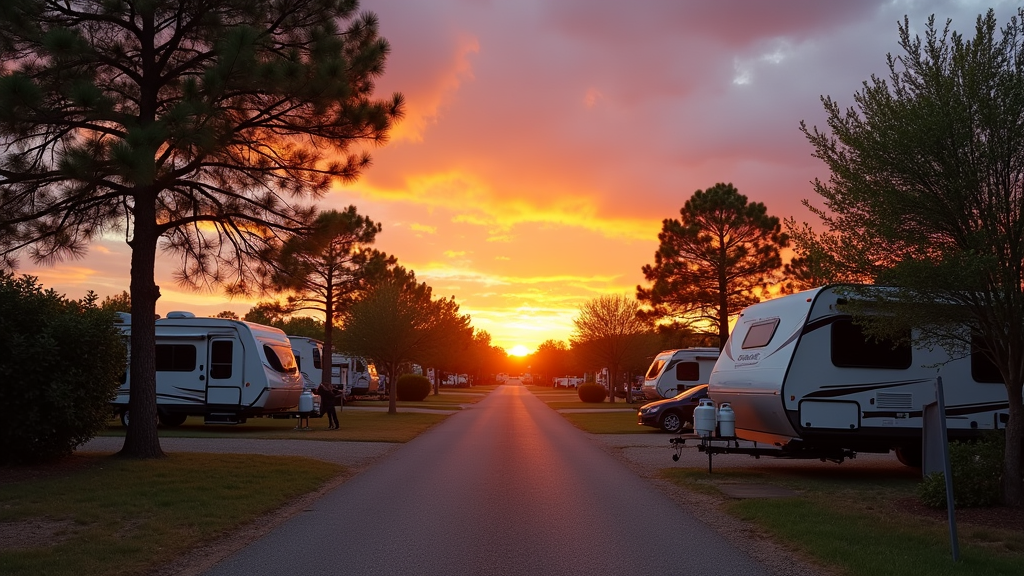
[[317, 383, 339, 429]]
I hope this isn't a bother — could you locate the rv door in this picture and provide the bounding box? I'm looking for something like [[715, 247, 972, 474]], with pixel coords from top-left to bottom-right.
[[206, 337, 244, 405]]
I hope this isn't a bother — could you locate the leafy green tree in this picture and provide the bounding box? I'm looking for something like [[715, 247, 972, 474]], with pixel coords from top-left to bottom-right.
[[651, 321, 718, 351], [279, 315, 325, 341], [0, 0, 403, 458], [570, 294, 653, 403], [268, 206, 393, 386], [795, 9, 1024, 505], [339, 278, 472, 414], [464, 330, 508, 386], [242, 302, 324, 339], [100, 291, 132, 314], [244, 301, 290, 327], [780, 254, 834, 294], [638, 183, 788, 347], [0, 273, 125, 463], [531, 339, 571, 386]]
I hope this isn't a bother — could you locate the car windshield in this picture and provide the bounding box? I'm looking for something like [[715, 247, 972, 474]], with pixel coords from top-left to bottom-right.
[[673, 385, 708, 400]]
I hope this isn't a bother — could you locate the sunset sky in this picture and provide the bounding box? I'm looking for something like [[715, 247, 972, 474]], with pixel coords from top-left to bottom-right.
[[16, 0, 1020, 354]]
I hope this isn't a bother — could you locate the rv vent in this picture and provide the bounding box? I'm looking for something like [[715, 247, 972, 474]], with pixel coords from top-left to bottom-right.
[[876, 392, 913, 410], [166, 311, 196, 319]]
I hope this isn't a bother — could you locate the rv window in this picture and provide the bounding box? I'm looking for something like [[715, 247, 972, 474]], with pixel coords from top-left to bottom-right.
[[264, 344, 298, 374], [356, 360, 366, 372], [742, 319, 780, 349], [313, 347, 322, 370], [831, 318, 912, 369], [155, 344, 197, 372], [971, 334, 1004, 383], [645, 360, 666, 380], [210, 341, 233, 379], [675, 362, 700, 381]]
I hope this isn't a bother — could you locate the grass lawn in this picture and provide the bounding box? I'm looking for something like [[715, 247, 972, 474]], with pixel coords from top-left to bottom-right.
[[97, 410, 451, 443], [663, 466, 1024, 576], [0, 453, 340, 576], [525, 384, 650, 433], [560, 410, 654, 434]]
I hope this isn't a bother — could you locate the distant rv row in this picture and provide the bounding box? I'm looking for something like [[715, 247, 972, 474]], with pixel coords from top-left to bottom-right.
[[111, 312, 379, 427], [642, 285, 1010, 465]]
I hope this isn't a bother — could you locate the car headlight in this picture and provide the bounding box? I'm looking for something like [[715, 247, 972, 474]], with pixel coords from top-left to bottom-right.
[[644, 406, 660, 414]]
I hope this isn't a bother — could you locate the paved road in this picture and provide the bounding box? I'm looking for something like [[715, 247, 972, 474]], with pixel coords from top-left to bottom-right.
[[202, 384, 771, 576]]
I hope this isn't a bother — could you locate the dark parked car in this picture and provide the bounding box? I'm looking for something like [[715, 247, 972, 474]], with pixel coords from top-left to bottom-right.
[[637, 384, 709, 433]]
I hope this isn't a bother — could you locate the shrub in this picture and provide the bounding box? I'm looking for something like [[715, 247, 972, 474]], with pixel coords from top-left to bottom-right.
[[395, 374, 431, 401], [917, 432, 1004, 508], [577, 383, 606, 403], [0, 274, 126, 464]]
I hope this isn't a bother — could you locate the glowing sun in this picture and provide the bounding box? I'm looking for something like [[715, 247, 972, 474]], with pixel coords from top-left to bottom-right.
[[508, 345, 530, 357]]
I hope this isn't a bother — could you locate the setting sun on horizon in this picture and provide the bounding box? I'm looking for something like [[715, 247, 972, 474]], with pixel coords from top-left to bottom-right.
[[14, 2, 1014, 354]]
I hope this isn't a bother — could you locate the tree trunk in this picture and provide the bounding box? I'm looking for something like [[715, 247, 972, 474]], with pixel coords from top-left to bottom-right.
[[119, 188, 165, 459], [387, 362, 397, 415], [1004, 384, 1023, 507], [607, 368, 615, 403], [322, 282, 334, 387]]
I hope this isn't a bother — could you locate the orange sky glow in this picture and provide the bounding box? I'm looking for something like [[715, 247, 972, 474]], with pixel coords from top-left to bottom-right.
[[16, 1, 1016, 354]]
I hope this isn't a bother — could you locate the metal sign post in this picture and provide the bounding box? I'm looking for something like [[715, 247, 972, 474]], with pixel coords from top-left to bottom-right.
[[921, 376, 959, 561]]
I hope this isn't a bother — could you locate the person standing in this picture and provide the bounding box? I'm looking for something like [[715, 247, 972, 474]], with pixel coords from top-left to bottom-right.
[[317, 382, 339, 429]]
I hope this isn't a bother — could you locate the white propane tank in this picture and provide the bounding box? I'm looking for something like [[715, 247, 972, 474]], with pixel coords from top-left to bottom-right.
[[298, 390, 314, 414], [718, 403, 735, 438], [694, 399, 717, 437]]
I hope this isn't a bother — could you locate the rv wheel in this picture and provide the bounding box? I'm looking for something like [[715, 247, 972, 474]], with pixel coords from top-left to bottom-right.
[[119, 410, 161, 428], [158, 413, 188, 427], [660, 411, 684, 434], [895, 447, 922, 468]]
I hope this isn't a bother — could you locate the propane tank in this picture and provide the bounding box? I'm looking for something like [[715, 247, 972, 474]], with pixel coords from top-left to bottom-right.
[[694, 399, 717, 437], [717, 402, 735, 438], [298, 389, 314, 414]]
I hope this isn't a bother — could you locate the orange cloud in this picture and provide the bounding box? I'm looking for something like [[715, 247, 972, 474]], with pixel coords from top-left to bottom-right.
[[339, 170, 659, 241], [389, 34, 480, 143]]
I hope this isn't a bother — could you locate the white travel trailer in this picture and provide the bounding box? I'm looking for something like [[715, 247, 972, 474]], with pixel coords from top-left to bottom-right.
[[331, 352, 380, 396], [113, 312, 305, 426], [287, 336, 328, 391], [708, 286, 1010, 464], [288, 337, 381, 398], [641, 348, 721, 400]]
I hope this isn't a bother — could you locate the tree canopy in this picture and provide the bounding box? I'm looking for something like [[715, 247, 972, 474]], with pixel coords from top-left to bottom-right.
[[267, 206, 394, 385], [338, 278, 472, 414], [570, 294, 654, 402], [0, 0, 403, 457], [794, 8, 1024, 506], [638, 183, 788, 347]]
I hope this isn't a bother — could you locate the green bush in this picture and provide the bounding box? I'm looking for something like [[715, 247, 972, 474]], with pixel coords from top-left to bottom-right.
[[0, 274, 126, 464], [917, 432, 1004, 508], [577, 383, 606, 403], [395, 374, 431, 401]]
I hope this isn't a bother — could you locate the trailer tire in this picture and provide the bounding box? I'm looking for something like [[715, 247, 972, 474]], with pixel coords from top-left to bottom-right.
[[895, 446, 922, 468], [119, 410, 160, 428], [660, 411, 685, 434], [158, 413, 188, 427]]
